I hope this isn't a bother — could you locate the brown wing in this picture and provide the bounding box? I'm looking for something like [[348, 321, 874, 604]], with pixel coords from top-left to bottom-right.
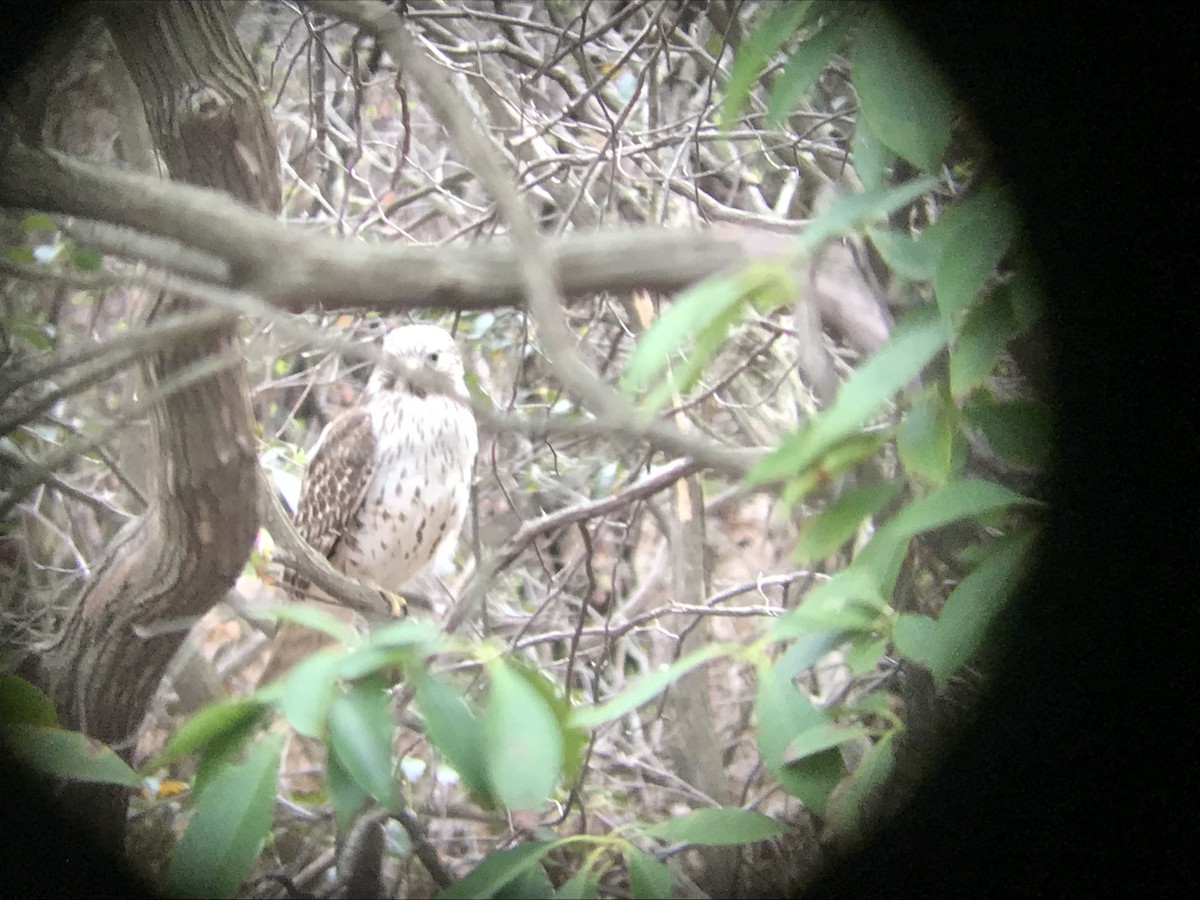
[[285, 406, 376, 586]]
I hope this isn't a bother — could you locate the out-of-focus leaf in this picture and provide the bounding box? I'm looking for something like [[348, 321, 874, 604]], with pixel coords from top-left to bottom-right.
[[894, 530, 1037, 687], [367, 617, 443, 651], [621, 273, 743, 395], [755, 658, 843, 811], [963, 395, 1053, 468], [0, 675, 59, 726], [327, 743, 368, 832], [770, 568, 885, 638], [484, 659, 563, 811], [412, 670, 492, 804], [145, 697, 266, 772], [494, 863, 555, 899], [783, 722, 871, 765], [644, 808, 787, 846], [794, 479, 903, 562], [327, 677, 396, 809], [20, 213, 57, 231], [259, 603, 357, 644], [749, 306, 946, 485], [778, 431, 890, 509], [766, 9, 858, 125], [824, 733, 896, 839], [192, 710, 264, 798], [721, 1, 817, 128], [949, 282, 1020, 398], [935, 188, 1020, 320], [568, 643, 728, 729], [626, 846, 677, 900], [438, 842, 554, 900], [2, 724, 140, 786], [851, 109, 896, 192], [853, 5, 955, 171], [553, 867, 599, 900], [165, 733, 283, 900], [796, 176, 939, 253], [897, 389, 954, 484], [1006, 266, 1045, 329], [774, 630, 849, 681], [71, 247, 103, 271], [278, 648, 341, 738], [855, 477, 1037, 583]]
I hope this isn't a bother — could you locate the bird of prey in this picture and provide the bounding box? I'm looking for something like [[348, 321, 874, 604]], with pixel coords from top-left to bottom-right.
[[259, 323, 478, 684]]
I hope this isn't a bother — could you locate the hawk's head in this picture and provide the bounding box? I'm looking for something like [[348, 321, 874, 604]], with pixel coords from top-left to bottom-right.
[[367, 324, 468, 400]]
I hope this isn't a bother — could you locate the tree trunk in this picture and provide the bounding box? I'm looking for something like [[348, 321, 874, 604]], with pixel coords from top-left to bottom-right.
[[27, 0, 279, 855]]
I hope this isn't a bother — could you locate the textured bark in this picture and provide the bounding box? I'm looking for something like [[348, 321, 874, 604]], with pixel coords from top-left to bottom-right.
[[28, 1, 279, 851], [664, 475, 739, 897]]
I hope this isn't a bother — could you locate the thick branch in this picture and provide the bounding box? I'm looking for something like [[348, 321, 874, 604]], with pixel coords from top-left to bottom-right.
[[0, 138, 761, 309]]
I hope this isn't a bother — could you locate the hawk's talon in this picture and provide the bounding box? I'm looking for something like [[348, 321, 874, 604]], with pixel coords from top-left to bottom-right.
[[381, 589, 407, 619]]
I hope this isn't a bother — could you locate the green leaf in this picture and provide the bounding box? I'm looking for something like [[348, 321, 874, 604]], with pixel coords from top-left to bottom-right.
[[438, 842, 554, 900], [844, 634, 888, 675], [260, 603, 357, 645], [851, 108, 896, 192], [334, 645, 410, 682], [494, 863, 556, 899], [367, 616, 443, 652], [621, 274, 741, 395], [770, 568, 885, 637], [1, 724, 140, 786], [71, 247, 103, 272], [893, 530, 1037, 687], [963, 395, 1053, 468], [796, 175, 940, 253], [568, 643, 728, 729], [897, 389, 954, 483], [641, 299, 745, 412], [783, 722, 871, 765], [193, 710, 263, 798], [626, 846, 677, 900], [853, 5, 956, 171], [327, 677, 396, 809], [484, 659, 564, 811], [866, 226, 936, 281], [165, 733, 283, 899], [145, 697, 266, 772], [948, 283, 1020, 398], [773, 630, 850, 680], [754, 658, 843, 810], [778, 431, 890, 509], [494, 863, 555, 900], [855, 477, 1036, 582], [19, 213, 57, 231], [554, 868, 599, 900], [1006, 266, 1045, 329], [0, 675, 59, 726], [766, 9, 858, 126], [721, 2, 816, 129], [935, 188, 1020, 320], [748, 305, 947, 484], [413, 670, 492, 803], [824, 733, 897, 839], [644, 808, 787, 846], [327, 743, 369, 831], [279, 648, 342, 738], [794, 479, 903, 562]]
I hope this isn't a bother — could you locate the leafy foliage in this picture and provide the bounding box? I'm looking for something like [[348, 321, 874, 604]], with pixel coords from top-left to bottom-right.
[[3, 1, 1051, 896]]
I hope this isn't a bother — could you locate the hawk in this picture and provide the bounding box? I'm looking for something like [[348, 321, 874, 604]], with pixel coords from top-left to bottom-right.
[[259, 324, 478, 684]]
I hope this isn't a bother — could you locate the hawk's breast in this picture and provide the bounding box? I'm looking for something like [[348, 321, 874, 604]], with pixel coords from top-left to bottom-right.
[[332, 390, 477, 591]]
